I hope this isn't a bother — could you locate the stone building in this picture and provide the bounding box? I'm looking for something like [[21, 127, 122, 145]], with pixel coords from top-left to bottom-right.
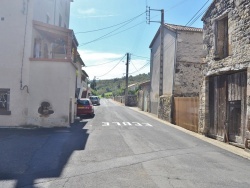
[[138, 81, 150, 112], [149, 23, 204, 122], [200, 0, 250, 148]]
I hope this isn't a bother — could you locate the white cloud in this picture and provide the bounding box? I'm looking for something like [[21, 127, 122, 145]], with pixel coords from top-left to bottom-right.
[[78, 50, 150, 80], [77, 8, 96, 15], [76, 8, 115, 18]]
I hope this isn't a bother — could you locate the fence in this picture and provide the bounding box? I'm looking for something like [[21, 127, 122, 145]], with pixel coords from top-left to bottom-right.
[[173, 97, 199, 133]]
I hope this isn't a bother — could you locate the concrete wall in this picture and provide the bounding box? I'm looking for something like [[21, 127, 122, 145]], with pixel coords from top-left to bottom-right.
[[150, 27, 176, 115], [162, 28, 177, 95], [28, 61, 76, 127], [150, 34, 160, 115], [0, 0, 34, 126]]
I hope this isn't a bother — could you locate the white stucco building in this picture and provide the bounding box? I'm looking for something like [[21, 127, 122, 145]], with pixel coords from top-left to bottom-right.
[[0, 0, 87, 127]]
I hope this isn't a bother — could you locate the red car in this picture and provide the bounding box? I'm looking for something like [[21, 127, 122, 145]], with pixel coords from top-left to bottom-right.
[[77, 98, 94, 118]]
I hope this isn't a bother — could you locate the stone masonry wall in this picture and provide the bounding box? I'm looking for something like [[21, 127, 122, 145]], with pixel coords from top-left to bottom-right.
[[158, 95, 172, 122], [201, 0, 250, 141], [174, 62, 204, 97]]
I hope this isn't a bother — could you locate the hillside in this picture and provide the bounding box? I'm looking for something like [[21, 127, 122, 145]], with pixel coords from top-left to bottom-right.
[[91, 73, 150, 96]]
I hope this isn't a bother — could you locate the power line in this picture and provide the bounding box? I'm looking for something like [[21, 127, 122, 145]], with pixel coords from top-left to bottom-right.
[[79, 13, 161, 46], [129, 61, 150, 75], [166, 0, 190, 11], [185, 0, 210, 26], [131, 61, 141, 75], [75, 12, 146, 34], [131, 53, 150, 60], [85, 56, 125, 67], [79, 19, 146, 46], [96, 54, 126, 78], [187, 7, 209, 26]]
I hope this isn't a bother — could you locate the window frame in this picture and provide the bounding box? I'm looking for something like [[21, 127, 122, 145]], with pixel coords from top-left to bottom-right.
[[0, 88, 11, 115], [214, 15, 229, 60]]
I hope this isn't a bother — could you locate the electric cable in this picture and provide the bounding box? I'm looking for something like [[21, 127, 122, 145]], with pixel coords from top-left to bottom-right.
[[131, 61, 141, 75], [185, 0, 210, 26], [96, 54, 126, 78], [131, 54, 150, 60], [75, 11, 146, 34], [85, 56, 125, 67], [129, 61, 150, 75], [187, 7, 209, 26], [166, 0, 190, 11], [79, 19, 146, 46]]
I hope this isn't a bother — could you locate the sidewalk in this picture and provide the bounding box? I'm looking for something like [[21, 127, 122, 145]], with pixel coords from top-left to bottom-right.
[[129, 106, 250, 160]]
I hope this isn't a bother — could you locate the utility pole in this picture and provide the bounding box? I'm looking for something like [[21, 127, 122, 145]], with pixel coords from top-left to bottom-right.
[[125, 53, 130, 106], [147, 7, 164, 96], [159, 9, 164, 96]]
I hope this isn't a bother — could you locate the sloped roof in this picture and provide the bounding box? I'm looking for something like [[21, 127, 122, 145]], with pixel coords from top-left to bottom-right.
[[139, 80, 150, 87], [149, 23, 203, 48], [165, 24, 203, 32]]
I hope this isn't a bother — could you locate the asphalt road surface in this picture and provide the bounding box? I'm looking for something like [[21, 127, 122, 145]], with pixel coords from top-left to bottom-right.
[[1, 98, 250, 188]]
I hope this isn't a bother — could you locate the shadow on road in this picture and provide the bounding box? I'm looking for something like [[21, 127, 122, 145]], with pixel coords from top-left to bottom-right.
[[0, 120, 89, 188]]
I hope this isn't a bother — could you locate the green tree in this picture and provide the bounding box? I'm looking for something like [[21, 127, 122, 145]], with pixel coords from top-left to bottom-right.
[[90, 77, 97, 90]]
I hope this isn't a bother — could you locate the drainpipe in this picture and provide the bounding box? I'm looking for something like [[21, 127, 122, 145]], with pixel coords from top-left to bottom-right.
[[54, 0, 57, 25], [20, 0, 29, 93]]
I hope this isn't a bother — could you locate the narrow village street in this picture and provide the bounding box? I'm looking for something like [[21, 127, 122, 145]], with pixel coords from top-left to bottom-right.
[[1, 99, 250, 188]]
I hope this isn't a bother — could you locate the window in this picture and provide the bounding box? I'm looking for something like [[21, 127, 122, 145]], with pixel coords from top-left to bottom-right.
[[0, 89, 11, 115], [214, 16, 229, 60]]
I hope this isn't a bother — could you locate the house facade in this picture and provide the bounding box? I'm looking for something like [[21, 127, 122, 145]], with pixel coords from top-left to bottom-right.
[[0, 0, 87, 127], [138, 81, 150, 112], [149, 24, 204, 122], [200, 0, 250, 148]]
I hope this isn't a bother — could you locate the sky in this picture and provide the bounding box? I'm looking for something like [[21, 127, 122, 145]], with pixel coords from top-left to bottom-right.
[[69, 0, 213, 80]]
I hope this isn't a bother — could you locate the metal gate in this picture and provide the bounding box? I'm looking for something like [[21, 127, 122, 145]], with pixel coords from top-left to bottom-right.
[[173, 97, 199, 132]]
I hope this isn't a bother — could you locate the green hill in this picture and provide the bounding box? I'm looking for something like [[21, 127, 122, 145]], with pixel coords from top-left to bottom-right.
[[90, 73, 150, 97]]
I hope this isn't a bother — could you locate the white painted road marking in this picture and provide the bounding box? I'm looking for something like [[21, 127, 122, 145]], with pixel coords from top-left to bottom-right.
[[101, 122, 153, 127]]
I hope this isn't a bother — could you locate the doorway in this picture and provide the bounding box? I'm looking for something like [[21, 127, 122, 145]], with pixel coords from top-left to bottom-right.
[[209, 71, 246, 145]]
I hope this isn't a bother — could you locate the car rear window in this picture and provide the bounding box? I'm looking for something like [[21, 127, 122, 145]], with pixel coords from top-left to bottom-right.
[[78, 100, 90, 105]]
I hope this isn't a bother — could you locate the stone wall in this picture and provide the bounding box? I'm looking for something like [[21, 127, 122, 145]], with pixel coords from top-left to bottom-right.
[[174, 62, 204, 97], [201, 0, 250, 144], [127, 95, 137, 107], [158, 95, 173, 122], [203, 0, 250, 71], [113, 95, 137, 107], [114, 96, 125, 104]]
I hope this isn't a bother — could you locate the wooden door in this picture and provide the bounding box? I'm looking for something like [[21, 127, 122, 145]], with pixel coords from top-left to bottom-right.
[[228, 101, 241, 142], [227, 72, 247, 144], [209, 75, 227, 138], [209, 71, 247, 144]]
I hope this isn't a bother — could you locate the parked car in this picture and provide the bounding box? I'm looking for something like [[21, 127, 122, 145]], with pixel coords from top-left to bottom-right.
[[89, 96, 100, 105], [77, 98, 94, 118]]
